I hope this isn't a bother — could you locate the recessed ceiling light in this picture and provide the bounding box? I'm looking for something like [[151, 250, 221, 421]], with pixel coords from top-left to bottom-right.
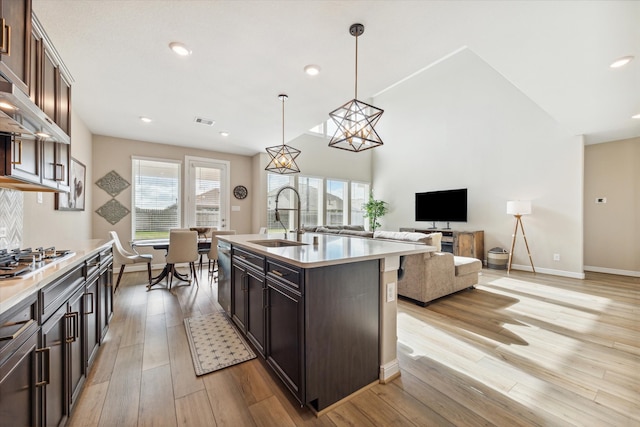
[[35, 132, 50, 139], [140, 116, 153, 123], [304, 64, 321, 76], [610, 56, 634, 68], [632, 113, 640, 119], [169, 42, 192, 56], [219, 131, 230, 137]]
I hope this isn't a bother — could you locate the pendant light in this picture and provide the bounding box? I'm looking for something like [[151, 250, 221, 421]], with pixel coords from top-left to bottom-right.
[[328, 23, 384, 152], [265, 94, 301, 174]]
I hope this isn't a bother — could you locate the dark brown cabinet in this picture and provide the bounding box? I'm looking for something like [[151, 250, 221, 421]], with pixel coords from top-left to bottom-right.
[[98, 253, 113, 342], [227, 245, 380, 412], [41, 139, 70, 191], [40, 302, 69, 427], [266, 272, 304, 403], [1, 135, 39, 183], [231, 247, 266, 356], [0, 294, 39, 427], [0, 0, 32, 95]]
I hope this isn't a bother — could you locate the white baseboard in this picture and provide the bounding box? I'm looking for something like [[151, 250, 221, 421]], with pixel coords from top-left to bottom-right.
[[379, 359, 400, 383], [584, 265, 640, 278], [508, 264, 585, 279]]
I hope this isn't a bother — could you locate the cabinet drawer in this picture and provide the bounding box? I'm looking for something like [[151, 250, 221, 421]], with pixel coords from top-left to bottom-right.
[[40, 264, 84, 322], [85, 253, 101, 279], [267, 260, 303, 291], [0, 295, 38, 365], [233, 247, 265, 271]]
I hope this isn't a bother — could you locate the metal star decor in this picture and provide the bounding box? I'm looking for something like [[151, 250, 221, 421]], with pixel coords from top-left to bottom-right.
[[265, 144, 301, 174], [329, 23, 384, 152], [265, 94, 301, 174], [328, 98, 384, 151]]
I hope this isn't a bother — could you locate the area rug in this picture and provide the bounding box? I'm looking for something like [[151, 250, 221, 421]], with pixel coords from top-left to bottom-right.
[[184, 311, 256, 376]]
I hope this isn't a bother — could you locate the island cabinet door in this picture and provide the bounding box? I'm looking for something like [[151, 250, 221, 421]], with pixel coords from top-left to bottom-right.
[[266, 277, 304, 404], [231, 262, 248, 333], [245, 267, 266, 357]]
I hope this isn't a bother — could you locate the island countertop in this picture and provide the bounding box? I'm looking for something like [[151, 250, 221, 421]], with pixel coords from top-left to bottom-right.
[[219, 233, 435, 268], [0, 239, 113, 316]]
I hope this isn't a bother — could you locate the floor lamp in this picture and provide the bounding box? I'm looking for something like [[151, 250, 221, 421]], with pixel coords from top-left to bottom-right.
[[507, 200, 535, 274]]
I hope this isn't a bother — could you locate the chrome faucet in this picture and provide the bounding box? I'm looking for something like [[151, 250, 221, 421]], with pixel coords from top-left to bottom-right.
[[274, 185, 304, 240]]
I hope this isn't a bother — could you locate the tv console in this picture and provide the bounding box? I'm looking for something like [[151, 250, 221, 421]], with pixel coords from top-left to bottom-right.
[[400, 227, 484, 261]]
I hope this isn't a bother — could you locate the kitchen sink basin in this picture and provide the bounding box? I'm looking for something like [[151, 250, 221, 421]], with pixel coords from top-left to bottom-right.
[[248, 239, 308, 248]]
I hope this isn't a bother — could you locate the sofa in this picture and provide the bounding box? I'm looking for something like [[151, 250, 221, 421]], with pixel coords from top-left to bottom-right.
[[307, 226, 482, 306]]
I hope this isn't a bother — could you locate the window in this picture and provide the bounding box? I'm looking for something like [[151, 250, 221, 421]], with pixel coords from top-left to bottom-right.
[[298, 176, 323, 227], [350, 182, 370, 228], [326, 179, 348, 225], [267, 174, 294, 233], [132, 158, 181, 239], [266, 173, 370, 232]]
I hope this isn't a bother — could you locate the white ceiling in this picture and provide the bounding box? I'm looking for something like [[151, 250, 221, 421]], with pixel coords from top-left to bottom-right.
[[32, 1, 640, 156]]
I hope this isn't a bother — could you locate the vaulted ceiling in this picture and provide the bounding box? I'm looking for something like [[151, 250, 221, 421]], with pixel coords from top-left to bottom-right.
[[32, 1, 640, 156]]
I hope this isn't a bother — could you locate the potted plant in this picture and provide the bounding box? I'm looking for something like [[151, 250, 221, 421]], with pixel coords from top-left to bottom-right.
[[362, 191, 388, 232]]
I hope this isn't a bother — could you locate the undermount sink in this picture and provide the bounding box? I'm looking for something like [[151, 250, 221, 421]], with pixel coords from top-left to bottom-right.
[[248, 239, 308, 248]]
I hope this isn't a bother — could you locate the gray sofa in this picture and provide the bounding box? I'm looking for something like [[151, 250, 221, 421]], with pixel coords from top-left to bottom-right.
[[308, 227, 482, 306]]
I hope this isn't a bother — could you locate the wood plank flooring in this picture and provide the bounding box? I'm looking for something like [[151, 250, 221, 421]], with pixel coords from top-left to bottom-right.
[[68, 268, 639, 426]]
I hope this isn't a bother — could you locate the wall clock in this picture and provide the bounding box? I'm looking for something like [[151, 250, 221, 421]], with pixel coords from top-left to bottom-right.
[[233, 185, 248, 200]]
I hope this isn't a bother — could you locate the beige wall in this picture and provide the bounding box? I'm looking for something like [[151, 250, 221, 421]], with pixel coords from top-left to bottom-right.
[[23, 110, 94, 248], [370, 48, 585, 277], [584, 137, 640, 276], [92, 135, 254, 250]]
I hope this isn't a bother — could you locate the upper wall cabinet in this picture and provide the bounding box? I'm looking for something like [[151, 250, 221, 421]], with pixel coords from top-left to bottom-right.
[[32, 14, 72, 138], [0, 0, 32, 95]]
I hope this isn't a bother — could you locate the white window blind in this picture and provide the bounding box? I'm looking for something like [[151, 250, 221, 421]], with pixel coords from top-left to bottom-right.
[[132, 158, 181, 239], [350, 182, 370, 227]]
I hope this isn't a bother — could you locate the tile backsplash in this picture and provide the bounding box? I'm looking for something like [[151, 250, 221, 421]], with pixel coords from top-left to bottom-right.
[[0, 188, 23, 250]]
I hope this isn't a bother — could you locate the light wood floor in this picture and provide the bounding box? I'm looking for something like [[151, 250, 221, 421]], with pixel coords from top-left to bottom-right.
[[68, 268, 639, 426]]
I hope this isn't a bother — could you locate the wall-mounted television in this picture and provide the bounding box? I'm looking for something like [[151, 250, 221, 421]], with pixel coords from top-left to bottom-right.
[[415, 188, 467, 223]]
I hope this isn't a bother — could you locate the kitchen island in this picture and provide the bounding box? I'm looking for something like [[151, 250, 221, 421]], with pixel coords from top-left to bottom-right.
[[218, 232, 435, 414]]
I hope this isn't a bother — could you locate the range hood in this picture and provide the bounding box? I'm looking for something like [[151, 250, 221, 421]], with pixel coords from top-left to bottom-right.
[[0, 80, 70, 145]]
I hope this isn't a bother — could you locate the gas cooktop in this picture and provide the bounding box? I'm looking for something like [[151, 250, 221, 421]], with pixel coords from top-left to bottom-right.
[[0, 247, 75, 280]]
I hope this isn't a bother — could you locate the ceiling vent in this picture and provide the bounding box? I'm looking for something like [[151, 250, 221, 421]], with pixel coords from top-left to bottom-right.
[[194, 116, 215, 126]]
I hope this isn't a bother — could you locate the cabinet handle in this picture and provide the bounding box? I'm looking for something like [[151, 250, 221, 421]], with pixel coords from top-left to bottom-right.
[[11, 139, 22, 165], [85, 292, 94, 315], [65, 312, 78, 343], [54, 163, 65, 181], [271, 269, 285, 277], [0, 19, 10, 56], [35, 347, 51, 387], [0, 319, 34, 341]]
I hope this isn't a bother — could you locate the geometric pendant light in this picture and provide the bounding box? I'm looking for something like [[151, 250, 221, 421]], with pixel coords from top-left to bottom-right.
[[265, 94, 301, 174], [328, 23, 384, 152]]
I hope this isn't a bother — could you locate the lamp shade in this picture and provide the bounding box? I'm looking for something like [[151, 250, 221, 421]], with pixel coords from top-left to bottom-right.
[[507, 200, 531, 215]]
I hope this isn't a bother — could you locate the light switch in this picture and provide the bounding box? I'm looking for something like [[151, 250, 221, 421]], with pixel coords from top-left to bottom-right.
[[386, 282, 396, 302], [37, 192, 43, 204], [232, 205, 240, 211], [595, 197, 607, 204]]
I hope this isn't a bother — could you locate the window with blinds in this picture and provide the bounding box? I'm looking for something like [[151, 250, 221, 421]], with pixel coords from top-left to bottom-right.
[[266, 173, 370, 233], [132, 158, 181, 239]]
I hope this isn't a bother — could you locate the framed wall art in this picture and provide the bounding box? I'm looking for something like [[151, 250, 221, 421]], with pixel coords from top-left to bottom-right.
[[56, 158, 86, 211]]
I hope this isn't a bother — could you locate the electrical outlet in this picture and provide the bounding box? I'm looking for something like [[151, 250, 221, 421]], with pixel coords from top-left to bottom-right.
[[386, 282, 396, 302], [37, 192, 43, 204], [553, 253, 560, 261], [0, 227, 6, 238]]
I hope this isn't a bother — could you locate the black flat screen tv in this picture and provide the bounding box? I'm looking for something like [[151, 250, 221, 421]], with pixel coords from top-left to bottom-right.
[[415, 188, 467, 222]]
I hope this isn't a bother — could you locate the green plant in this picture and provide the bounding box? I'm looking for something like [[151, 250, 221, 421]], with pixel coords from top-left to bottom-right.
[[362, 191, 389, 232]]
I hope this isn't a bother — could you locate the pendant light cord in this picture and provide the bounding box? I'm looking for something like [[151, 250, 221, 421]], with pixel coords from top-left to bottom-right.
[[281, 96, 285, 146], [354, 33, 359, 99]]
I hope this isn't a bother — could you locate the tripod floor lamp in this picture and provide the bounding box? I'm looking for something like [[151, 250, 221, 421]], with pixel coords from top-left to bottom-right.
[[507, 200, 535, 274]]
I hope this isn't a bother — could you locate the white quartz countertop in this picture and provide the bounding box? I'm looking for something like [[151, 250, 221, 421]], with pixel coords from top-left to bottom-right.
[[0, 239, 113, 316], [219, 233, 435, 268]]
